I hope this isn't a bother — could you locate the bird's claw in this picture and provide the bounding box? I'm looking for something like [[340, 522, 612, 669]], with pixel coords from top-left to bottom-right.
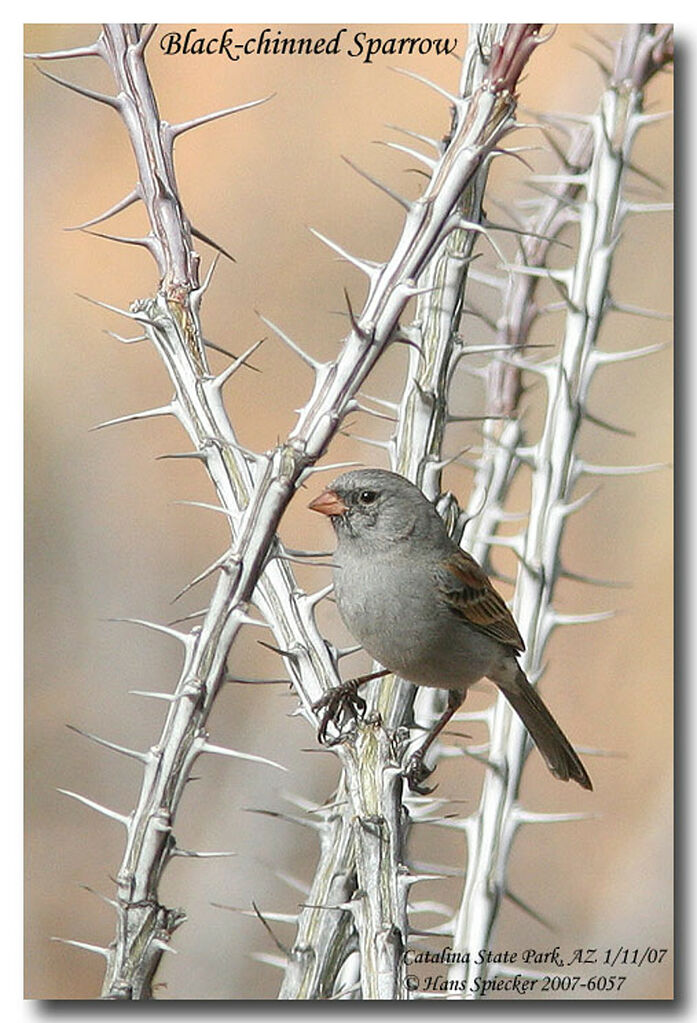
[[313, 679, 367, 745], [404, 751, 437, 794]]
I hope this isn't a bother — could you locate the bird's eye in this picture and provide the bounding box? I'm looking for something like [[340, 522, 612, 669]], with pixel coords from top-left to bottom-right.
[[359, 490, 378, 505]]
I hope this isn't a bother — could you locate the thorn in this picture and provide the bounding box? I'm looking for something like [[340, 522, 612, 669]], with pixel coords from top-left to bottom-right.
[[211, 903, 296, 924], [77, 227, 161, 258], [301, 460, 361, 478], [276, 544, 334, 558], [493, 352, 554, 380], [391, 65, 458, 103], [634, 109, 673, 127], [547, 609, 616, 629], [51, 937, 110, 958], [272, 554, 335, 569], [173, 848, 237, 858], [608, 299, 671, 321], [66, 724, 148, 763], [90, 403, 176, 432], [76, 292, 154, 323], [308, 227, 382, 280], [624, 157, 666, 191], [358, 391, 398, 412], [171, 552, 229, 604], [56, 788, 129, 827], [353, 401, 396, 422], [256, 639, 300, 662], [257, 313, 320, 369], [592, 341, 669, 365], [505, 889, 556, 931], [407, 861, 461, 882], [467, 268, 506, 291], [400, 871, 450, 887], [459, 303, 498, 332], [514, 809, 598, 825], [276, 544, 333, 560], [203, 337, 260, 369], [251, 901, 292, 959], [103, 329, 146, 345], [500, 261, 574, 293], [251, 952, 287, 969], [558, 486, 600, 517], [165, 93, 275, 140], [399, 281, 442, 300], [480, 532, 525, 556], [342, 286, 374, 343], [521, 181, 576, 211], [340, 431, 390, 450], [574, 745, 628, 759], [224, 675, 289, 686], [210, 336, 266, 390], [65, 189, 140, 231], [623, 201, 673, 215], [156, 450, 208, 462], [376, 139, 436, 170], [301, 583, 334, 609], [200, 741, 288, 772], [577, 460, 668, 477], [459, 341, 555, 359], [335, 643, 361, 660], [531, 108, 595, 130], [25, 42, 102, 60], [560, 568, 629, 589], [34, 65, 120, 109], [193, 252, 220, 298], [128, 689, 183, 702], [105, 616, 191, 647], [483, 217, 572, 249], [151, 939, 177, 955], [280, 790, 332, 814], [190, 224, 236, 263], [245, 807, 320, 831], [447, 412, 510, 424], [173, 499, 234, 520], [274, 870, 311, 896], [408, 899, 453, 917], [168, 608, 208, 626], [584, 409, 635, 437], [341, 155, 412, 211], [78, 883, 117, 909], [384, 122, 440, 151]]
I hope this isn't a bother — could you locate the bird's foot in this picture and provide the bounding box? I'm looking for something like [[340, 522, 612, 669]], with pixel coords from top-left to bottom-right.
[[403, 750, 437, 794], [313, 679, 368, 745]]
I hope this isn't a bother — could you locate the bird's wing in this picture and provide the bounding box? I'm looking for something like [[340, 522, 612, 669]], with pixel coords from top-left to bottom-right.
[[435, 548, 526, 653]]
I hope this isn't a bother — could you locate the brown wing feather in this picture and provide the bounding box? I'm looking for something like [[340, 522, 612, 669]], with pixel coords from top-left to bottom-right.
[[437, 548, 525, 653]]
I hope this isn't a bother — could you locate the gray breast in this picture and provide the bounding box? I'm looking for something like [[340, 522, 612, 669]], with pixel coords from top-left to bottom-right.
[[332, 546, 490, 688]]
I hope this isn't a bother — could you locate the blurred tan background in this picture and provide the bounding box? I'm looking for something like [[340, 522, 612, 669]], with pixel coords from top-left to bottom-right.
[[25, 24, 672, 1000]]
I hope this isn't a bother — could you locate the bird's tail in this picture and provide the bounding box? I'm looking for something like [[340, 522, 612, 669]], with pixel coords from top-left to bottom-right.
[[497, 668, 593, 790]]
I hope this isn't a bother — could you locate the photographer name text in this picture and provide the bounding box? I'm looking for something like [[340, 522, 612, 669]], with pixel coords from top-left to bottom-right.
[[402, 945, 669, 997]]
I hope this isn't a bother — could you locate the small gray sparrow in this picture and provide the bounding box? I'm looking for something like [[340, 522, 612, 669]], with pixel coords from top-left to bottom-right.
[[309, 467, 592, 792]]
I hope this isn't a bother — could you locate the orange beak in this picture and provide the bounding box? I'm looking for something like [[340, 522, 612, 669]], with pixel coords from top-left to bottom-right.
[[308, 489, 347, 517]]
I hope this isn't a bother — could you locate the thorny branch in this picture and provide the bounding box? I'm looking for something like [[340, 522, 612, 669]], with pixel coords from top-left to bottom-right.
[[448, 23, 673, 996]]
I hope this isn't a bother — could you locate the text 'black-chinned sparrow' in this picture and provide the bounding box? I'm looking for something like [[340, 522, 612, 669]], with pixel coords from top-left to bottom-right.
[[309, 468, 592, 793]]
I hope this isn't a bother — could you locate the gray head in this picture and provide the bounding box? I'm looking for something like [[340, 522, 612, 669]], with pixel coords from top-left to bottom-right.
[[308, 468, 447, 551]]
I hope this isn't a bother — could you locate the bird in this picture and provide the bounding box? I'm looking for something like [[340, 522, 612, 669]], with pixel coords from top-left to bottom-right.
[[308, 467, 592, 792]]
